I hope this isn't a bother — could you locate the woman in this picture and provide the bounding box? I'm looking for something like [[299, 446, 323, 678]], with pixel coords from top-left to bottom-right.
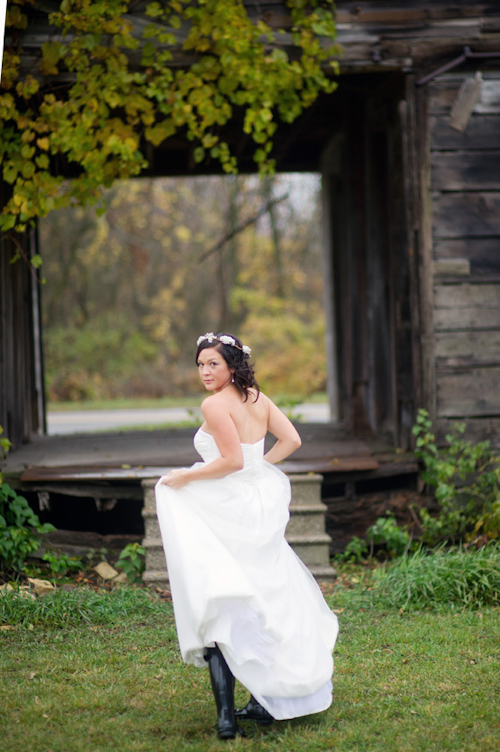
[[155, 332, 339, 739]]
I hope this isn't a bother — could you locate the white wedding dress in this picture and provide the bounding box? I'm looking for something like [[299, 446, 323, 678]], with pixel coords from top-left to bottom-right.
[[155, 428, 339, 720]]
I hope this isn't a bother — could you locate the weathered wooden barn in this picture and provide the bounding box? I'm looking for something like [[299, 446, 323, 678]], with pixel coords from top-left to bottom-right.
[[2, 0, 500, 451]]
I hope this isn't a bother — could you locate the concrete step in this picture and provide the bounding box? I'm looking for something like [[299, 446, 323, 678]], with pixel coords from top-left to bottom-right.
[[142, 537, 167, 571], [285, 533, 333, 566], [287, 503, 330, 536], [143, 570, 169, 588], [141, 474, 336, 583]]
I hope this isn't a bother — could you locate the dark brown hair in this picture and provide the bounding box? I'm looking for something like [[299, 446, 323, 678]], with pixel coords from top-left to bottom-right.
[[196, 332, 260, 402]]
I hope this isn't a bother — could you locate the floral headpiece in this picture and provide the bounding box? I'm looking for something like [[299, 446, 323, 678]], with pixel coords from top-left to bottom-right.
[[196, 332, 251, 356]]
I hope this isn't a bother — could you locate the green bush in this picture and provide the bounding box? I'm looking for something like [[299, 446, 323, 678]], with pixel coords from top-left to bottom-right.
[[115, 542, 145, 584], [373, 544, 500, 610], [413, 409, 500, 546], [335, 536, 369, 563], [41, 550, 85, 578], [0, 483, 55, 576], [366, 513, 411, 558]]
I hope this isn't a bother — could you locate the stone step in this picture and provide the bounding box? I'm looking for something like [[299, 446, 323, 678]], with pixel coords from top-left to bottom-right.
[[141, 474, 336, 583], [142, 537, 167, 571], [285, 534, 332, 566], [287, 503, 329, 536], [143, 570, 169, 588]]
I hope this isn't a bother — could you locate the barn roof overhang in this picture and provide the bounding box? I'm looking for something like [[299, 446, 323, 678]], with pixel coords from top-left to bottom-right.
[[5, 2, 500, 176]]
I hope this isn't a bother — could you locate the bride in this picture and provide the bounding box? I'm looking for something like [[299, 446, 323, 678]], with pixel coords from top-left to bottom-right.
[[155, 332, 339, 739]]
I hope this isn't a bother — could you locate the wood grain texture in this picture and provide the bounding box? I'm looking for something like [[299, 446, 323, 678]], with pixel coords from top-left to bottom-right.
[[434, 283, 500, 309], [432, 192, 500, 237], [434, 238, 500, 275], [430, 115, 500, 150], [435, 307, 500, 330], [429, 76, 500, 116], [435, 330, 500, 362], [435, 416, 500, 446], [431, 151, 500, 190], [434, 282, 500, 330], [437, 367, 500, 417]]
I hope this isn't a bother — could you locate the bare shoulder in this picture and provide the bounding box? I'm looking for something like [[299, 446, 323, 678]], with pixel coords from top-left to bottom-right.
[[201, 390, 235, 417]]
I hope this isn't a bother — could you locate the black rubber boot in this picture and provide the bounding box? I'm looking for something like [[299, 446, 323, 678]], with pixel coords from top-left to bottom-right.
[[205, 645, 242, 739], [235, 695, 274, 725]]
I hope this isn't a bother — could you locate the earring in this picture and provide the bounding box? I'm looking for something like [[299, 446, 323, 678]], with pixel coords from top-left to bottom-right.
[[231, 375, 235, 383]]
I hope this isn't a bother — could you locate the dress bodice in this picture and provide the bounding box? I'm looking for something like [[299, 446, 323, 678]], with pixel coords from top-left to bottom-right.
[[194, 428, 265, 479]]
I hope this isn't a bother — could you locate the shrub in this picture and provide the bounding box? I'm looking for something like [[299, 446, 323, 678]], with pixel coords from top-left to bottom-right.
[[366, 514, 411, 559], [41, 550, 85, 578], [115, 543, 146, 584], [412, 409, 500, 546], [335, 536, 369, 563], [0, 483, 55, 576]]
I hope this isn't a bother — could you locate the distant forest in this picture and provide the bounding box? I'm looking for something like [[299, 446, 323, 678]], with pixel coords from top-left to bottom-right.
[[40, 173, 326, 402]]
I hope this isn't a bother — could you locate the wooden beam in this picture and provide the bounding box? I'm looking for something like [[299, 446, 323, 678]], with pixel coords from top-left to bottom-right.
[[415, 83, 436, 417]]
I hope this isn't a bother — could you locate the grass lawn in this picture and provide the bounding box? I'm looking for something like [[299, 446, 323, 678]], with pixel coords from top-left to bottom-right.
[[1, 582, 499, 752], [47, 394, 329, 413]]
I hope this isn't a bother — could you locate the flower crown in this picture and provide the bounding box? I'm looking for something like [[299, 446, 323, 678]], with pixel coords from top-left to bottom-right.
[[196, 332, 251, 356]]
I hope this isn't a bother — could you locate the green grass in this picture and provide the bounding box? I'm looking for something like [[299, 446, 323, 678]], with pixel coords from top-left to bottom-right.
[[1, 582, 499, 751], [47, 396, 204, 412], [373, 544, 500, 611], [47, 393, 328, 413]]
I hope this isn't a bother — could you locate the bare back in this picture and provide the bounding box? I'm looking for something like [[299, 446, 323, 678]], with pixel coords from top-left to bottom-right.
[[201, 384, 301, 462], [201, 387, 270, 444]]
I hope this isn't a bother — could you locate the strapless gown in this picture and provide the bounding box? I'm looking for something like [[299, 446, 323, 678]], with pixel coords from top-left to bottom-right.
[[155, 428, 339, 720]]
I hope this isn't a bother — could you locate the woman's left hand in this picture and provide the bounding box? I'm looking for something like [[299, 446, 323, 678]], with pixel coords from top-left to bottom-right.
[[159, 468, 192, 489]]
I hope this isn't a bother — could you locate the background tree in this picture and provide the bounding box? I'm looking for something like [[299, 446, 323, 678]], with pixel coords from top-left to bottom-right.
[[40, 173, 326, 400]]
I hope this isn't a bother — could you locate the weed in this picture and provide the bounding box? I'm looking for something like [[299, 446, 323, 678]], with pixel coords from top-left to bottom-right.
[[413, 408, 500, 545], [115, 543, 146, 584], [0, 483, 55, 576], [373, 543, 500, 610]]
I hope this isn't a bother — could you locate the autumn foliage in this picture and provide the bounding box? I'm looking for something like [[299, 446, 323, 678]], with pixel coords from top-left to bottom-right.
[[1, 1, 338, 234]]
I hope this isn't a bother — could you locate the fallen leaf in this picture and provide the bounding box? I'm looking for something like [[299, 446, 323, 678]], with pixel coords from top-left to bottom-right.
[[94, 562, 119, 580], [29, 672, 37, 680], [28, 578, 55, 596]]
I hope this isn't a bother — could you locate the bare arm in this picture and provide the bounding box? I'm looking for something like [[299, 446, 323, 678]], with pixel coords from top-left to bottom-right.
[[263, 398, 302, 464], [160, 396, 243, 488]]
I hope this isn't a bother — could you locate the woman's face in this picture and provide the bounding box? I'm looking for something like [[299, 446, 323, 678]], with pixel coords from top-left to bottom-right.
[[197, 347, 233, 392]]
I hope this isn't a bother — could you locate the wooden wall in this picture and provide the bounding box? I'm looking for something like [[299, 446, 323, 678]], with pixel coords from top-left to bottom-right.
[[322, 74, 417, 448], [427, 72, 500, 444], [0, 201, 45, 450]]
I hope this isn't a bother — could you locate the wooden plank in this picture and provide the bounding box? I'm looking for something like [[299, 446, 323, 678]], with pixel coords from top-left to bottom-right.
[[431, 151, 500, 190], [415, 82, 437, 417], [429, 76, 500, 116], [434, 238, 500, 275], [435, 330, 500, 362], [435, 281, 500, 306], [437, 367, 500, 417], [20, 465, 173, 482], [435, 416, 500, 446], [335, 7, 500, 24], [279, 456, 379, 474], [435, 307, 500, 330], [434, 282, 500, 330], [430, 115, 500, 150], [433, 259, 470, 277], [434, 283, 500, 309], [432, 192, 500, 237]]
